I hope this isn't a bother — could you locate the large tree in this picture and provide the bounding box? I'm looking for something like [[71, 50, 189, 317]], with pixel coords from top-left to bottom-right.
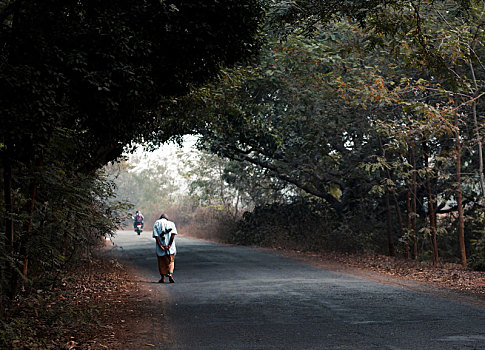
[[188, 0, 485, 265], [0, 0, 263, 299]]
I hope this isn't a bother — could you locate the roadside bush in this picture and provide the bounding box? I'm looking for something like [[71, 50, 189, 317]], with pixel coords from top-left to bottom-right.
[[178, 205, 238, 242], [0, 168, 127, 311], [230, 199, 361, 252]]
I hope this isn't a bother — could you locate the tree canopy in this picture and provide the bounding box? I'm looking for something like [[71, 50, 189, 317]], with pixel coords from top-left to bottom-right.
[[182, 0, 485, 268], [1, 0, 263, 168], [0, 0, 263, 301]]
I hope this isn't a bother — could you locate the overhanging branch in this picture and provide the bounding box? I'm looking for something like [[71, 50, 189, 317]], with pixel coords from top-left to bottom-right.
[[224, 146, 345, 213]]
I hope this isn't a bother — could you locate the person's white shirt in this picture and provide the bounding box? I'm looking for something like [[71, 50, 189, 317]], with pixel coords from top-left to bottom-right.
[[153, 218, 177, 256]]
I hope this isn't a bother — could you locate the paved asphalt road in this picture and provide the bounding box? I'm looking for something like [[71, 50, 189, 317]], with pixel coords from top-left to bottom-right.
[[108, 231, 485, 350]]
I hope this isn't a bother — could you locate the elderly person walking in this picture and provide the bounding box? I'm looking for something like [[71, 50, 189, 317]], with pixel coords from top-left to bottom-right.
[[153, 213, 178, 283]]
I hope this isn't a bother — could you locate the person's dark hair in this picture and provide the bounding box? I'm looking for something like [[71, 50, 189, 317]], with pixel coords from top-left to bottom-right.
[[160, 213, 168, 220]]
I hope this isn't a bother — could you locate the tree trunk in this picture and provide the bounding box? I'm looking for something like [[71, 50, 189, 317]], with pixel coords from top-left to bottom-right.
[[3, 153, 21, 299], [411, 149, 419, 260], [20, 179, 38, 279], [217, 162, 227, 212], [455, 115, 467, 267], [412, 185, 418, 259], [472, 98, 485, 197], [379, 136, 395, 256], [3, 157, 14, 249], [423, 142, 439, 265], [385, 191, 396, 257], [391, 189, 405, 255], [62, 209, 72, 257], [19, 153, 43, 281], [2, 155, 16, 302], [469, 59, 485, 197], [406, 187, 412, 259], [234, 189, 240, 217]]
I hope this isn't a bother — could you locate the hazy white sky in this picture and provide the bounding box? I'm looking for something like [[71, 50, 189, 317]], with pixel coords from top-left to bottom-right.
[[126, 135, 199, 171], [121, 135, 200, 196]]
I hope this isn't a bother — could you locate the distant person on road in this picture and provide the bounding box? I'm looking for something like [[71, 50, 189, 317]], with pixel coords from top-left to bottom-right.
[[153, 213, 177, 283], [133, 210, 144, 229]]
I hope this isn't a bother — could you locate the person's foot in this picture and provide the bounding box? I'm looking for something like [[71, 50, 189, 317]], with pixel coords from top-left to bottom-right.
[[168, 274, 175, 283], [159, 275, 165, 283]]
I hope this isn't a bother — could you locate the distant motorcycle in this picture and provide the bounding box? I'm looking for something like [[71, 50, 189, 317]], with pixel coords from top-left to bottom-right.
[[132, 215, 144, 235], [134, 223, 143, 235]]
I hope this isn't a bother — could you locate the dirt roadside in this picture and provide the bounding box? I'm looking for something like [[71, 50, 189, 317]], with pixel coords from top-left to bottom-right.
[[302, 250, 485, 297], [1, 255, 165, 350]]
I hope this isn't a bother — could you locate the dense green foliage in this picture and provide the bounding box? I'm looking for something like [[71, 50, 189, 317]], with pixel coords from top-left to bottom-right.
[[182, 0, 485, 268], [0, 0, 263, 307]]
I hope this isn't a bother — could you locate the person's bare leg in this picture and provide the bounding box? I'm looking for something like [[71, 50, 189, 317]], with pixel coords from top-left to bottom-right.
[[157, 256, 166, 283], [168, 255, 175, 283]]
